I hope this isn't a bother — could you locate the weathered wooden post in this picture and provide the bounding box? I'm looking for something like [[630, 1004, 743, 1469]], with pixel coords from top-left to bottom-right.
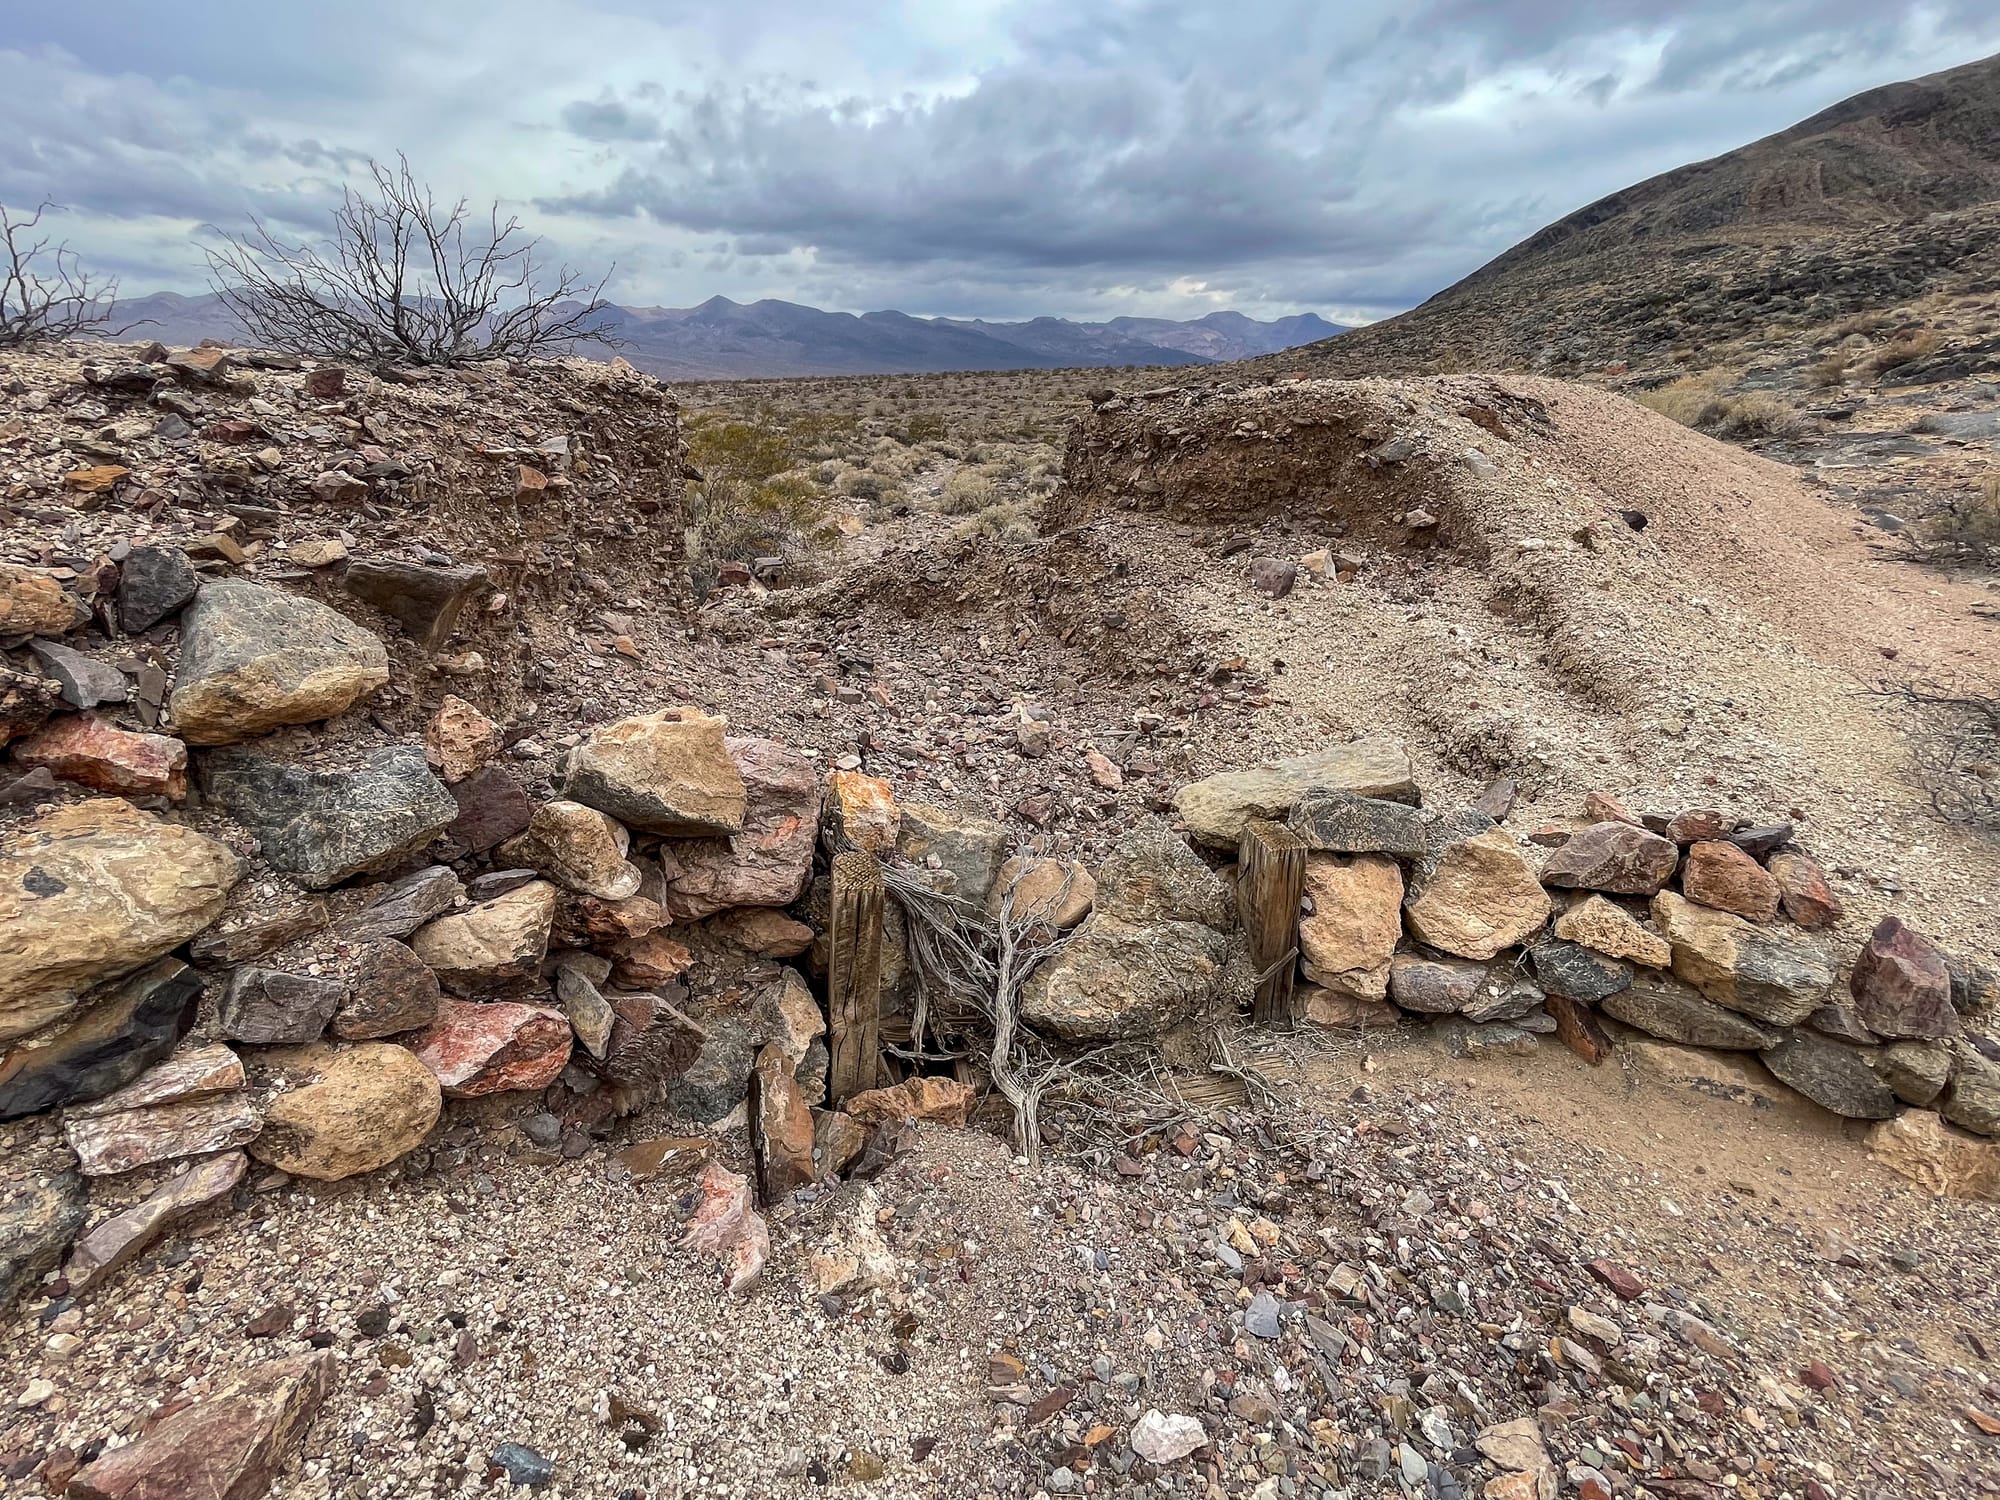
[[1238, 819, 1305, 1029], [826, 849, 886, 1102]]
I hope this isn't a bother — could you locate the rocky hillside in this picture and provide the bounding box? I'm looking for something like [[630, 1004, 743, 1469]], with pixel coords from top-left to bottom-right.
[[1257, 51, 2000, 376]]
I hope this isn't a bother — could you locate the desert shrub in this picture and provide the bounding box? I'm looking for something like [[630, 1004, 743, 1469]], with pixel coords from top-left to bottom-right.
[[935, 470, 997, 515], [1804, 354, 1848, 389], [952, 496, 1040, 543], [1634, 375, 1728, 429], [1924, 470, 2000, 563], [1867, 329, 1943, 375], [1826, 310, 1891, 340], [892, 412, 947, 445], [1886, 677, 2000, 832], [686, 470, 838, 572], [1713, 391, 1803, 439], [838, 471, 885, 502]]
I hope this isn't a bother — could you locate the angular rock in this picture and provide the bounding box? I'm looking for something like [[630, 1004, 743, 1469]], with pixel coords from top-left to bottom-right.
[[0, 667, 62, 748], [0, 564, 78, 637], [1525, 939, 1631, 1004], [1651, 891, 1835, 1025], [0, 799, 239, 1043], [218, 967, 345, 1045], [1551, 896, 1670, 969], [343, 864, 463, 942], [607, 992, 707, 1103], [1681, 840, 1781, 923], [827, 767, 900, 855], [562, 708, 747, 836], [1473, 777, 1518, 822], [554, 961, 615, 1059], [1387, 954, 1487, 1014], [188, 896, 325, 967], [250, 1043, 442, 1179], [681, 1161, 768, 1294], [1623, 1038, 1790, 1109], [331, 940, 440, 1039], [658, 737, 819, 919], [423, 694, 500, 783], [895, 799, 1007, 905], [1290, 791, 1430, 857], [0, 1171, 86, 1310], [1547, 992, 1615, 1064], [1761, 1033, 1897, 1119], [845, 1075, 977, 1128], [990, 857, 1096, 930], [410, 998, 571, 1097], [445, 764, 534, 853], [1539, 821, 1680, 896], [65, 1351, 336, 1500], [498, 799, 642, 901], [29, 640, 126, 708], [813, 1110, 870, 1177], [1460, 977, 1546, 1024], [1403, 828, 1550, 961], [340, 557, 487, 650], [1879, 1040, 1954, 1107], [1131, 1410, 1208, 1465], [65, 1150, 247, 1294], [1807, 991, 1879, 1045], [10, 714, 188, 799], [556, 892, 667, 951], [1728, 824, 1793, 860], [199, 746, 456, 889], [1767, 851, 1843, 931], [117, 545, 199, 633], [1021, 914, 1227, 1041], [1849, 915, 1958, 1040], [64, 1092, 265, 1175], [751, 1042, 816, 1200], [1440, 1018, 1541, 1058], [1664, 809, 1730, 844], [1868, 1109, 2000, 1200], [1176, 738, 1417, 848], [1942, 1045, 2000, 1137], [1300, 986, 1401, 1030], [1299, 853, 1402, 999], [1095, 819, 1232, 929], [0, 960, 201, 1120], [1601, 973, 1782, 1049], [611, 930, 694, 988], [407, 880, 556, 995], [170, 580, 388, 743], [1947, 949, 1998, 1017], [699, 908, 814, 958]]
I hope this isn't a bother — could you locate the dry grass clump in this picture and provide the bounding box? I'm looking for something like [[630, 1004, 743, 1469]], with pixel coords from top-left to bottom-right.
[[935, 469, 998, 515], [1713, 390, 1804, 439], [1826, 310, 1892, 341], [1635, 375, 1803, 439], [1634, 374, 1729, 428], [1804, 354, 1848, 389], [952, 496, 1041, 543], [1866, 328, 1943, 375], [1924, 470, 2000, 564]]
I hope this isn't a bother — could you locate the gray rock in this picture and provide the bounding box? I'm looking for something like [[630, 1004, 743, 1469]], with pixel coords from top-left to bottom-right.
[[1460, 978, 1545, 1024], [331, 940, 440, 1040], [1878, 1040, 1954, 1107], [1761, 1033, 1898, 1119], [1021, 913, 1229, 1042], [1093, 819, 1232, 929], [341, 558, 487, 651], [1291, 791, 1430, 857], [1526, 939, 1632, 1004], [0, 959, 200, 1120], [1942, 1045, 2000, 1137], [554, 960, 615, 1060], [895, 802, 1008, 906], [118, 545, 199, 632], [1387, 954, 1487, 1014], [28, 640, 126, 708], [1440, 1019, 1541, 1058], [1176, 738, 1416, 848], [1807, 993, 1880, 1046], [200, 747, 457, 890], [343, 865, 465, 941], [1539, 821, 1679, 895], [0, 1170, 87, 1310], [218, 968, 345, 1045], [1601, 973, 1782, 1050], [1244, 1290, 1282, 1339], [169, 580, 388, 744]]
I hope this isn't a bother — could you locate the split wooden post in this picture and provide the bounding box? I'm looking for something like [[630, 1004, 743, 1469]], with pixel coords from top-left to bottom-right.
[[1238, 819, 1306, 1030], [826, 849, 886, 1103]]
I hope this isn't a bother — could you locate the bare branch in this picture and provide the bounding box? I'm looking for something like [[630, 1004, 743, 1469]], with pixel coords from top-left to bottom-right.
[[1879, 674, 2000, 832], [205, 156, 619, 368], [0, 201, 125, 348]]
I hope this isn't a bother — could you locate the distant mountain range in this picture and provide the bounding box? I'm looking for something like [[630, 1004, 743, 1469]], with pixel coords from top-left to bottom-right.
[[107, 291, 1346, 380]]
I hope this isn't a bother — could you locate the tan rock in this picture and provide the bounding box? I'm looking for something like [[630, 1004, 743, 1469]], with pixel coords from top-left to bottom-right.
[[284, 537, 348, 568], [249, 1043, 442, 1180], [10, 714, 187, 799], [828, 768, 901, 855], [1175, 737, 1416, 848], [845, 1075, 977, 1128], [611, 930, 695, 988], [1622, 1038, 1791, 1111], [1553, 895, 1670, 967], [0, 564, 77, 637], [1403, 829, 1550, 961], [554, 892, 667, 950], [1299, 853, 1403, 998], [423, 694, 500, 783], [657, 737, 820, 919], [1681, 840, 1781, 923], [498, 800, 642, 900], [1020, 913, 1227, 1041], [168, 580, 389, 744], [895, 799, 1006, 904], [63, 1092, 264, 1176], [1300, 986, 1401, 1030], [1868, 1109, 2000, 1201], [407, 880, 556, 995], [752, 1043, 815, 1200], [990, 857, 1095, 929], [0, 799, 241, 1043], [700, 908, 814, 958], [1650, 890, 1834, 1025], [65, 1150, 247, 1294], [562, 708, 747, 836]]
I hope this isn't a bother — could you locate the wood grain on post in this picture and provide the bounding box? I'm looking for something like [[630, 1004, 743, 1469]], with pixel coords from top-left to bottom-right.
[[1238, 819, 1305, 1030], [826, 849, 886, 1103]]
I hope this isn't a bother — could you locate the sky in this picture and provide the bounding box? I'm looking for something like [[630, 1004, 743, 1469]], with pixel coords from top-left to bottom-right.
[[3, 1, 1996, 325]]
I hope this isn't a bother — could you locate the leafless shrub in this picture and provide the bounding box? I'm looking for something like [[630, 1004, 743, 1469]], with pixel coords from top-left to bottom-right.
[[1921, 471, 2000, 565], [206, 157, 616, 367], [1885, 677, 2000, 832], [0, 202, 125, 348], [1866, 328, 1942, 375]]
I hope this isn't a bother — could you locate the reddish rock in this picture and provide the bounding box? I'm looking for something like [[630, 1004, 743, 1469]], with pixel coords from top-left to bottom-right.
[[423, 694, 500, 784], [408, 998, 572, 1097], [445, 765, 534, 853], [657, 737, 820, 921], [1583, 791, 1641, 827], [1850, 915, 1958, 1040], [1539, 822, 1679, 895], [65, 1351, 335, 1500], [1768, 852, 1843, 931], [611, 930, 694, 987], [554, 892, 667, 950], [1546, 993, 1614, 1065], [1802, 1360, 1839, 1391], [0, 564, 78, 637], [681, 1161, 768, 1294], [1664, 808, 1730, 844], [751, 1043, 815, 1202], [827, 768, 900, 855], [303, 365, 347, 398], [1680, 840, 1781, 923], [845, 1075, 976, 1128], [63, 1093, 264, 1176], [701, 908, 814, 958], [11, 714, 187, 798], [1586, 1258, 1646, 1300]]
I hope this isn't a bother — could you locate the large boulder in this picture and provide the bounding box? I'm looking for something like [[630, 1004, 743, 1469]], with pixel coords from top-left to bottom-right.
[[1849, 915, 1959, 1040], [0, 1171, 87, 1311], [339, 557, 487, 650], [1868, 1110, 2000, 1200], [409, 998, 572, 1096], [1600, 971, 1781, 1049], [407, 880, 556, 996], [1020, 914, 1228, 1041], [1094, 820, 1232, 929], [10, 715, 188, 799], [250, 1043, 443, 1179], [895, 799, 1007, 906], [1176, 738, 1416, 849], [562, 708, 747, 836], [169, 581, 389, 744], [0, 799, 240, 1043], [1760, 1033, 1898, 1119], [1402, 828, 1549, 961], [0, 960, 200, 1119], [1650, 891, 1835, 1025], [1538, 822, 1680, 896], [497, 800, 642, 901], [658, 737, 819, 920], [199, 746, 455, 890], [1298, 853, 1402, 999]]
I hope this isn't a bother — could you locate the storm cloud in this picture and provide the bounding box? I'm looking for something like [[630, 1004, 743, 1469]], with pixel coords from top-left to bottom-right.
[[3, 0, 1995, 321]]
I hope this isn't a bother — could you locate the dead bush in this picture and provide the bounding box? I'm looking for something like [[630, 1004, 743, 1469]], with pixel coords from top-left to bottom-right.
[[1633, 375, 1727, 429], [0, 201, 126, 348], [935, 469, 997, 515], [1803, 354, 1848, 389], [1866, 328, 1943, 375], [1885, 677, 2000, 832], [1923, 470, 2000, 564], [1713, 391, 1804, 439]]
